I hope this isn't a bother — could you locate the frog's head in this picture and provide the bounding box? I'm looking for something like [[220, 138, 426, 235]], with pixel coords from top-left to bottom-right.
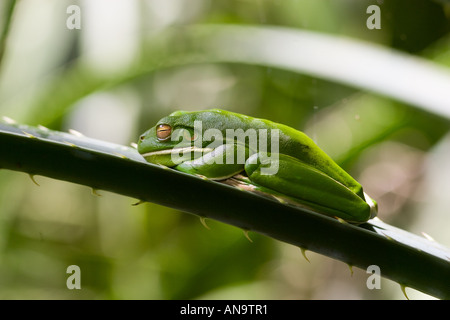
[[138, 110, 220, 166]]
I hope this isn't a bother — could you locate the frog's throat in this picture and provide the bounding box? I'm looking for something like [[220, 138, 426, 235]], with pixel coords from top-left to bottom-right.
[[140, 146, 213, 158]]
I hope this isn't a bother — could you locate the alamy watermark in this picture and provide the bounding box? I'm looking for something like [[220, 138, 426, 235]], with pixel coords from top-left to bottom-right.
[[366, 5, 381, 30], [66, 4, 380, 31], [66, 265, 81, 289], [366, 264, 381, 290], [169, 120, 280, 175], [66, 5, 81, 30]]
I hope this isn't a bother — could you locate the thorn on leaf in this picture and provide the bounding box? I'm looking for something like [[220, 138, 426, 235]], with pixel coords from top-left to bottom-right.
[[200, 217, 211, 230], [243, 229, 253, 243], [300, 247, 310, 263], [29, 174, 40, 186]]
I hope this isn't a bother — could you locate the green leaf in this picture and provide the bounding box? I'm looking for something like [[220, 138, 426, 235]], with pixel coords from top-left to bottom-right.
[[16, 25, 450, 125], [1, 120, 449, 299]]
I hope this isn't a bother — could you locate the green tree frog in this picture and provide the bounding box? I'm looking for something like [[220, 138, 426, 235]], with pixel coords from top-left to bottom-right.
[[138, 109, 377, 223]]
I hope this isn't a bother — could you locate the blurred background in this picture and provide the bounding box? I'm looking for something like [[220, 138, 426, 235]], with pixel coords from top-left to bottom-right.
[[0, 0, 449, 299]]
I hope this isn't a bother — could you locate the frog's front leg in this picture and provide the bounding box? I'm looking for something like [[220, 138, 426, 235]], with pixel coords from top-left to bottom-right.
[[175, 143, 250, 180], [244, 153, 375, 223]]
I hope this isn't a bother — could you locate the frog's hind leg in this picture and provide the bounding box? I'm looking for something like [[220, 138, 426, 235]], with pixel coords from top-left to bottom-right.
[[244, 152, 372, 223]]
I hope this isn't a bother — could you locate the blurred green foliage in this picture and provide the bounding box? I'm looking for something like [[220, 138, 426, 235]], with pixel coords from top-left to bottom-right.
[[0, 0, 449, 299]]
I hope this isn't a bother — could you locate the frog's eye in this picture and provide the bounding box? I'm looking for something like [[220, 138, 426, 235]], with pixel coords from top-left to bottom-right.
[[156, 124, 172, 141]]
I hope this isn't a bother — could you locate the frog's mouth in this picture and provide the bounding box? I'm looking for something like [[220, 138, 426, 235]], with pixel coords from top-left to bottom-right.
[[141, 146, 213, 167]]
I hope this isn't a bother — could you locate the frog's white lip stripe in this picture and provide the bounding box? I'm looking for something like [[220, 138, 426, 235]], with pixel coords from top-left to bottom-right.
[[141, 147, 212, 158]]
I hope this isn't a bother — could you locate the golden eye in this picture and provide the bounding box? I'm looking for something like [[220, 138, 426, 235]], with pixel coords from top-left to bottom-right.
[[156, 124, 172, 141]]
